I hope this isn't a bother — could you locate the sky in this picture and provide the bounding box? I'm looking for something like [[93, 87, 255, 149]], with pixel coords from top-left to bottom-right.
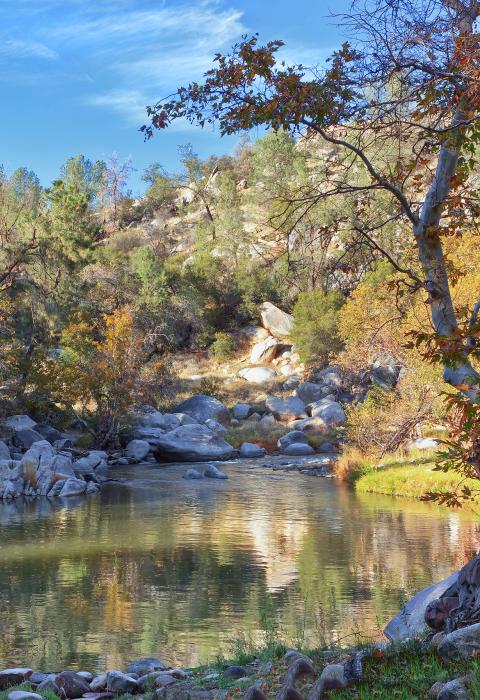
[[1, 0, 350, 193]]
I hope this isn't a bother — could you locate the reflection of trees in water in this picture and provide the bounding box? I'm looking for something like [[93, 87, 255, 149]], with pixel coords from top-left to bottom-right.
[[0, 472, 479, 670]]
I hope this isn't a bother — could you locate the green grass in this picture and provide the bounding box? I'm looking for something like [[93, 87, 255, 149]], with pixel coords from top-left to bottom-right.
[[356, 461, 480, 500]]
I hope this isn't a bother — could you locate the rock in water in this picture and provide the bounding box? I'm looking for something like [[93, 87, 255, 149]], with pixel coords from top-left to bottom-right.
[[281, 443, 315, 456], [173, 395, 230, 424], [259, 302, 293, 338], [183, 468, 204, 479], [204, 464, 228, 479], [154, 424, 237, 462]]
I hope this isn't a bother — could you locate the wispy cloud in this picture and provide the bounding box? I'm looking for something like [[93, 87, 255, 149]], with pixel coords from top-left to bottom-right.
[[0, 39, 58, 60]]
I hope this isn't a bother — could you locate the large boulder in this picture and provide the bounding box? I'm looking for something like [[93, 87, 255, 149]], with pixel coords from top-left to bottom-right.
[[204, 418, 228, 435], [55, 671, 91, 699], [0, 441, 10, 460], [308, 399, 346, 426], [139, 410, 180, 432], [290, 417, 327, 435], [35, 424, 63, 444], [315, 366, 343, 391], [384, 571, 459, 642], [173, 395, 230, 424], [281, 443, 315, 456], [59, 478, 87, 498], [154, 424, 237, 462], [3, 416, 36, 431], [125, 439, 151, 462], [0, 669, 33, 690], [265, 395, 307, 421], [13, 429, 44, 450], [250, 336, 280, 364], [20, 440, 55, 474], [204, 464, 228, 479], [259, 302, 293, 338], [239, 367, 277, 384], [127, 658, 167, 677], [371, 353, 401, 389], [106, 671, 139, 695]]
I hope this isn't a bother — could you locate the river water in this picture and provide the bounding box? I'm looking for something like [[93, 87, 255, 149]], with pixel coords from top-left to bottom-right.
[[0, 459, 479, 671]]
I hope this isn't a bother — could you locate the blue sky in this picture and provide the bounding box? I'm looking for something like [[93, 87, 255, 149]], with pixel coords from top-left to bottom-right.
[[1, 0, 350, 193]]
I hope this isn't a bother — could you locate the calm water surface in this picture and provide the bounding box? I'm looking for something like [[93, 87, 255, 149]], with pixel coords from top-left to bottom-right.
[[0, 459, 479, 671]]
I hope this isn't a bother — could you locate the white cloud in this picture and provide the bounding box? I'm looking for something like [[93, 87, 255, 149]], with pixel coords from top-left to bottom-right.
[[0, 39, 58, 60], [88, 89, 149, 126]]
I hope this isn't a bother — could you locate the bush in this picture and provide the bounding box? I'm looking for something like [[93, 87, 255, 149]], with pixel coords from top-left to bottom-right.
[[334, 446, 374, 483], [211, 332, 236, 359], [291, 289, 344, 364]]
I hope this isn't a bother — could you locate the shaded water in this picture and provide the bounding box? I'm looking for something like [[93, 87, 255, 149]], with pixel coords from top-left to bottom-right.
[[0, 459, 479, 671]]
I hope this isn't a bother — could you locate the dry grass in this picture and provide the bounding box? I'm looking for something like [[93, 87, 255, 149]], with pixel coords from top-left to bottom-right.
[[225, 423, 289, 452]]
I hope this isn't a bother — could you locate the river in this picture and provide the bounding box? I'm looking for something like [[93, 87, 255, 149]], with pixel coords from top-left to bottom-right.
[[0, 459, 478, 671]]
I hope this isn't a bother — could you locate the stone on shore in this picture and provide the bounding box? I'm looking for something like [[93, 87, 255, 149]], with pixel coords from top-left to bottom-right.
[[154, 425, 237, 462], [250, 336, 280, 364], [265, 396, 307, 421], [204, 464, 228, 479], [438, 623, 480, 661], [238, 368, 277, 384], [8, 692, 44, 700], [127, 659, 167, 677], [239, 442, 267, 458], [125, 439, 151, 462], [277, 431, 308, 450], [232, 403, 251, 420], [281, 443, 315, 456], [173, 395, 230, 425], [0, 670, 33, 691], [308, 400, 346, 426], [56, 670, 91, 698], [106, 671, 139, 695]]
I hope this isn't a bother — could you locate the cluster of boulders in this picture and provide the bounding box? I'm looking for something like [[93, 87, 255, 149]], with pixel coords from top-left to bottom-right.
[[0, 415, 109, 501]]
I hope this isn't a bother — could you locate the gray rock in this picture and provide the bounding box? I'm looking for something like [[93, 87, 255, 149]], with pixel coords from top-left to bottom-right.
[[239, 442, 267, 458], [125, 439, 151, 462], [86, 482, 100, 494], [77, 672, 93, 682], [59, 478, 87, 498], [223, 666, 247, 680], [204, 419, 228, 435], [309, 400, 346, 426], [183, 468, 204, 479], [89, 674, 108, 691], [281, 443, 315, 456], [204, 464, 228, 479], [232, 403, 251, 420], [36, 423, 63, 444], [250, 336, 280, 364], [8, 692, 44, 700], [384, 571, 459, 642], [438, 622, 480, 661], [36, 677, 59, 694], [127, 659, 167, 677], [174, 413, 197, 426], [0, 669, 33, 690], [0, 441, 10, 460], [316, 366, 343, 390], [13, 429, 44, 450], [47, 480, 66, 497], [371, 353, 401, 389], [437, 679, 468, 700], [259, 302, 293, 338], [296, 382, 325, 405], [55, 671, 91, 699], [173, 395, 230, 424], [20, 440, 55, 473], [260, 414, 276, 429], [238, 367, 277, 384], [290, 417, 327, 435], [106, 671, 139, 695], [139, 411, 181, 432], [311, 664, 348, 695], [265, 395, 307, 421], [277, 431, 309, 450], [54, 438, 74, 450], [72, 457, 97, 479], [154, 424, 237, 462], [3, 415, 36, 431]]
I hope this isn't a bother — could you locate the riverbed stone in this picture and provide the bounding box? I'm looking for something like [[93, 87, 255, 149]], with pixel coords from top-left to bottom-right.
[[127, 659, 167, 677], [56, 671, 91, 699], [265, 396, 306, 421], [239, 442, 266, 458], [183, 468, 204, 479], [308, 400, 346, 426], [174, 395, 230, 425], [0, 441, 10, 460], [204, 419, 228, 435], [0, 670, 33, 690], [125, 439, 151, 462], [106, 671, 139, 695], [438, 622, 480, 661], [3, 415, 36, 431], [36, 423, 63, 444], [13, 429, 44, 450], [154, 425, 237, 462], [384, 571, 459, 642], [138, 410, 180, 432], [296, 383, 325, 405], [250, 336, 280, 364], [204, 464, 228, 479], [223, 666, 247, 680], [89, 674, 108, 691], [281, 443, 315, 456]]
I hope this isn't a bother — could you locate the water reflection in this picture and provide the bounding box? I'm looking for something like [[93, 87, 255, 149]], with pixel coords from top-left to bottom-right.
[[0, 460, 479, 671]]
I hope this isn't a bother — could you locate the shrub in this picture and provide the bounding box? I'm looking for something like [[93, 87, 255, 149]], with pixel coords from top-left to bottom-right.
[[211, 332, 236, 359], [291, 289, 344, 365], [225, 423, 288, 452], [334, 446, 374, 483]]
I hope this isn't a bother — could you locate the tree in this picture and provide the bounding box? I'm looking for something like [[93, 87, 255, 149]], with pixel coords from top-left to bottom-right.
[[143, 0, 480, 499]]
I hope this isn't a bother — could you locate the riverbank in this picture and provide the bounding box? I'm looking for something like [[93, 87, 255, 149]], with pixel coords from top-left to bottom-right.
[[1, 636, 480, 700]]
